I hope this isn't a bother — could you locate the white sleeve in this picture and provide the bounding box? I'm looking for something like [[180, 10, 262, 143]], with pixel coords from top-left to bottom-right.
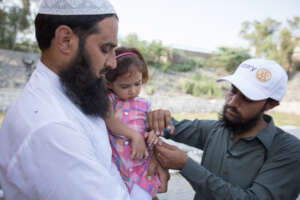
[[10, 122, 130, 200]]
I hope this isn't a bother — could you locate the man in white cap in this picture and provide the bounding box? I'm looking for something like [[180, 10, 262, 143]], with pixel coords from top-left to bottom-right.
[[147, 59, 300, 199], [0, 0, 168, 199]]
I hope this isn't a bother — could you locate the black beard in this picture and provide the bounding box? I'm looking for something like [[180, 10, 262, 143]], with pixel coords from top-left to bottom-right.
[[219, 104, 263, 134], [59, 44, 109, 118]]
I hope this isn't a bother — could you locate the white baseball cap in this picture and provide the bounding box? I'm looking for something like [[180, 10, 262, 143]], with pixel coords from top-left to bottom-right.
[[217, 58, 288, 101], [38, 0, 116, 15]]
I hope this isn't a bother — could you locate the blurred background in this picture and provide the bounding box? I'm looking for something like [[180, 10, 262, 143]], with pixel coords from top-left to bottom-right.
[[0, 0, 300, 199], [1, 0, 299, 123]]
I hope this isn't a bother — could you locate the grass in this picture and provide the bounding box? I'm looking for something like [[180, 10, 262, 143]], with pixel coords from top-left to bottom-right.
[[267, 112, 300, 127], [173, 112, 300, 127]]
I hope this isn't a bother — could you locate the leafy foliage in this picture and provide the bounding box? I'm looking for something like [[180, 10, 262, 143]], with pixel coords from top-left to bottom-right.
[[205, 47, 251, 72], [240, 17, 300, 73], [121, 34, 172, 70], [0, 0, 36, 51], [170, 49, 204, 72], [120, 34, 204, 72], [178, 75, 223, 98]]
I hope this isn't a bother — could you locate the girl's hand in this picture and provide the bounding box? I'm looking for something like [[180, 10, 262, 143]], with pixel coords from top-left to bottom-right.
[[130, 132, 149, 160], [145, 131, 161, 149]]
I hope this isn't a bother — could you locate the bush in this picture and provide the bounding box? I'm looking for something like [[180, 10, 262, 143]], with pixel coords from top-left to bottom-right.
[[145, 85, 156, 95], [179, 79, 194, 94], [168, 55, 204, 72], [171, 63, 196, 72], [206, 47, 251, 72], [179, 75, 223, 98]]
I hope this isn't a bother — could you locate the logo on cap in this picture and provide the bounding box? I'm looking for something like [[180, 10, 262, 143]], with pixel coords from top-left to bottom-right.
[[256, 68, 272, 82]]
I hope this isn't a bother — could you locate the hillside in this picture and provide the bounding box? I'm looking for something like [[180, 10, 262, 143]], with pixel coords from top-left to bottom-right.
[[141, 67, 300, 115], [0, 48, 299, 115]]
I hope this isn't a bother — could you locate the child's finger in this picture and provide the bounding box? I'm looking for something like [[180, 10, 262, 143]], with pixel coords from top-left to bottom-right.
[[148, 135, 153, 147], [150, 136, 156, 147], [134, 153, 139, 160], [144, 150, 149, 159], [147, 135, 151, 143], [137, 153, 143, 160], [131, 150, 136, 160], [148, 142, 154, 149], [153, 137, 159, 145], [151, 137, 156, 146], [158, 138, 163, 146]]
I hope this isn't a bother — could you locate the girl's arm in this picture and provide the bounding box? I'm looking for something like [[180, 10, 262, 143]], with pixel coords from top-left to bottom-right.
[[105, 103, 149, 159]]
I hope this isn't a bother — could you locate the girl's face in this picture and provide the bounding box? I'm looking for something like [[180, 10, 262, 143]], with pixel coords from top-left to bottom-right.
[[108, 66, 143, 101]]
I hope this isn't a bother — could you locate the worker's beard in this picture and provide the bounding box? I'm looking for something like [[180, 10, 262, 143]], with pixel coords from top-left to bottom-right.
[[59, 43, 110, 118], [219, 104, 264, 134]]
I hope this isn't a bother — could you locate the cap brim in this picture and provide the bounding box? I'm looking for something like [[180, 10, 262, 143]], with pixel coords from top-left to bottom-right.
[[217, 75, 268, 101]]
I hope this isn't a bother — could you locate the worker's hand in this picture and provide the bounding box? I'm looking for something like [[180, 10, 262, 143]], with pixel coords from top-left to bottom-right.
[[147, 154, 170, 193], [155, 142, 189, 170], [157, 164, 170, 193], [147, 109, 174, 136]]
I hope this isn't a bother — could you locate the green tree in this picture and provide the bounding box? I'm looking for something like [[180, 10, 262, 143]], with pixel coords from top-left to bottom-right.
[[120, 34, 148, 53], [206, 47, 251, 72], [120, 33, 171, 70], [0, 0, 33, 51], [240, 17, 300, 73], [121, 33, 208, 72]]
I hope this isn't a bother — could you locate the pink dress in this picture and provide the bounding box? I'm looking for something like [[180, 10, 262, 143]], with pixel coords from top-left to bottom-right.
[[108, 93, 160, 197]]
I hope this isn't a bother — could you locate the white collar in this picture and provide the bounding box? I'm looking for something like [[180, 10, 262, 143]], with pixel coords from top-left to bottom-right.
[[35, 60, 61, 90]]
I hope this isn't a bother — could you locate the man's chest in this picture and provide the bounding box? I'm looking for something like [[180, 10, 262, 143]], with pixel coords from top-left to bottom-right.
[[202, 133, 266, 188]]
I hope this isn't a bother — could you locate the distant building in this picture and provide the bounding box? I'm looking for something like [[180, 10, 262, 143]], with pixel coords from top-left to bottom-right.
[[173, 47, 211, 60], [170, 47, 212, 65]]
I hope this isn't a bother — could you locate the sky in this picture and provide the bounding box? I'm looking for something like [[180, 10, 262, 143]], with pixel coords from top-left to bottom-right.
[[110, 0, 300, 53]]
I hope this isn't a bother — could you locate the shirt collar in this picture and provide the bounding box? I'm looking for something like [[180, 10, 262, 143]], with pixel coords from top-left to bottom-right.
[[256, 114, 277, 150], [35, 60, 61, 90]]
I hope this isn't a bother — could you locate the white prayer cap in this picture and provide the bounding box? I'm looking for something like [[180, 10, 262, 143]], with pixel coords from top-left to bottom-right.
[[38, 0, 116, 15]]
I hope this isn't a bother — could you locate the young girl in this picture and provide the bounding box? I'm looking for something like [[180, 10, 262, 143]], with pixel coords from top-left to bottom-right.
[[105, 47, 161, 200]]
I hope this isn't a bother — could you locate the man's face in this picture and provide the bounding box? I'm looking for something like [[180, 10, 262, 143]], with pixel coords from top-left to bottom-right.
[[220, 85, 268, 133], [59, 16, 118, 118], [83, 16, 118, 78]]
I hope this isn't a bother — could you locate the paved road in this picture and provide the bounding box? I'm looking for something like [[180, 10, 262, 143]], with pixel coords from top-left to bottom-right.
[[158, 172, 300, 200], [157, 173, 195, 200]]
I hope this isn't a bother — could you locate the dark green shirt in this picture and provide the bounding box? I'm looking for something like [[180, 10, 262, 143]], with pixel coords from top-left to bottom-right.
[[165, 115, 300, 200]]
